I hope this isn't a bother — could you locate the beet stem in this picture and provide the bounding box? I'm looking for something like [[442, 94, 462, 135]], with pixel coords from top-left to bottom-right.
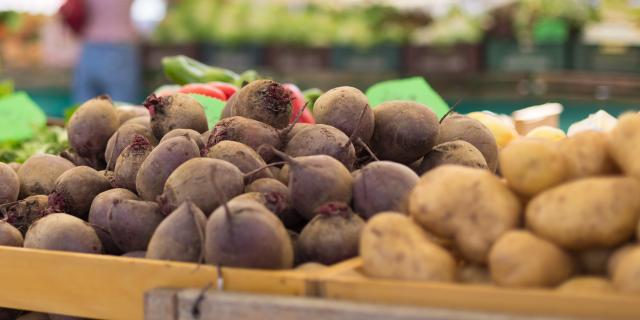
[[268, 145, 295, 164], [356, 138, 379, 161], [280, 101, 309, 140], [439, 97, 463, 123], [243, 161, 286, 181]]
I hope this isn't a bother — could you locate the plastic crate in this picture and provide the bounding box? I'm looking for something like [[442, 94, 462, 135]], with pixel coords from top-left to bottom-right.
[[485, 39, 566, 72], [572, 44, 640, 73], [404, 45, 482, 74], [201, 44, 264, 72], [331, 45, 401, 73]]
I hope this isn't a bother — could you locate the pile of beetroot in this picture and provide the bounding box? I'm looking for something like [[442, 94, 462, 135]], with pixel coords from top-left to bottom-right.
[[0, 79, 498, 271]]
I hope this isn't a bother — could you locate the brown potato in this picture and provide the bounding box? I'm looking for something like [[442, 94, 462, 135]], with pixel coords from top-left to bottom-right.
[[611, 246, 640, 293], [608, 244, 636, 277], [360, 213, 456, 282], [526, 177, 640, 250], [609, 112, 640, 179], [489, 231, 574, 288], [409, 165, 521, 263], [557, 277, 615, 294], [560, 131, 617, 180], [499, 138, 567, 197], [456, 263, 491, 284]]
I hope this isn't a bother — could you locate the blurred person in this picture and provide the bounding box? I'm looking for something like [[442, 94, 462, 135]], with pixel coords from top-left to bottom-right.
[[61, 0, 141, 103]]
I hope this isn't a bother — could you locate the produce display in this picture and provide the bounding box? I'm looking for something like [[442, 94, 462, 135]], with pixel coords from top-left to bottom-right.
[[1, 59, 640, 319]]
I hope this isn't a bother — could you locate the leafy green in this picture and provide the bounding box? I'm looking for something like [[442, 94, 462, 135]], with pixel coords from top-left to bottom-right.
[[0, 126, 68, 163]]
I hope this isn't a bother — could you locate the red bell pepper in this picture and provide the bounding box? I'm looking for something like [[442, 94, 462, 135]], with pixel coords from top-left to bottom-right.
[[208, 82, 238, 99], [283, 83, 315, 124], [179, 83, 226, 101]]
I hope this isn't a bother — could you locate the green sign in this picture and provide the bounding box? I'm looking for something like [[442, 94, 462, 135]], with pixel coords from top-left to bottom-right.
[[0, 92, 47, 141], [190, 93, 226, 129], [366, 77, 449, 118]]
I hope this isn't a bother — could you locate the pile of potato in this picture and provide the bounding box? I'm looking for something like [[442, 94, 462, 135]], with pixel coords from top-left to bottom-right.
[[361, 112, 640, 294]]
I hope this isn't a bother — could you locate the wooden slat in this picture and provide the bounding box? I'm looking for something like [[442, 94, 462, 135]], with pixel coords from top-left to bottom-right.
[[148, 289, 554, 320], [0, 246, 308, 320], [318, 258, 640, 320]]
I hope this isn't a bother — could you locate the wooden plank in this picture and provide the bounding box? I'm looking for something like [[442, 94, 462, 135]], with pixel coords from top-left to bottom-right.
[[145, 289, 558, 320], [0, 246, 308, 320], [317, 258, 640, 320]]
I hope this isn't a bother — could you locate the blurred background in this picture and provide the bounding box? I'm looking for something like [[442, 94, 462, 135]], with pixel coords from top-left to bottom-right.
[[1, 0, 640, 128]]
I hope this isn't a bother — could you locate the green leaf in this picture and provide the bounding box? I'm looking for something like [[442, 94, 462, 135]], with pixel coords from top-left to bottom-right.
[[189, 93, 227, 129], [366, 77, 449, 118], [0, 92, 47, 142], [64, 104, 80, 124]]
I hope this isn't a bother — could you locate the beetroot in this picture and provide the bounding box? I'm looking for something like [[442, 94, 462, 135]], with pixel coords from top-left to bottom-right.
[[0, 220, 23, 247], [222, 79, 292, 129], [0, 195, 48, 234], [104, 123, 157, 170], [159, 158, 244, 215], [144, 93, 208, 140], [146, 201, 206, 262], [48, 166, 112, 219], [285, 124, 356, 170], [370, 101, 439, 164], [107, 199, 164, 252], [352, 161, 419, 219], [438, 114, 499, 172], [271, 149, 352, 220], [24, 213, 102, 253], [205, 140, 273, 180], [135, 136, 200, 201], [417, 140, 488, 174], [312, 86, 374, 143], [0, 162, 19, 204], [245, 178, 303, 229], [297, 202, 365, 264], [18, 154, 75, 198], [113, 135, 153, 192], [160, 128, 205, 151], [204, 199, 293, 269], [88, 188, 139, 254], [67, 95, 119, 158], [115, 105, 149, 126], [207, 116, 281, 162]]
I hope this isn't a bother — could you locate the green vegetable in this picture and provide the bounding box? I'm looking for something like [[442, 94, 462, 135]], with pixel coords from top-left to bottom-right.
[[302, 88, 323, 110], [235, 69, 261, 87], [162, 55, 239, 85], [0, 125, 68, 163]]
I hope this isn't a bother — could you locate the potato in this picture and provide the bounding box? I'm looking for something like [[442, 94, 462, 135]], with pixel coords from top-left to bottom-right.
[[526, 177, 640, 250], [611, 246, 640, 293], [499, 138, 567, 197], [489, 231, 574, 288], [609, 112, 640, 179], [0, 220, 23, 247], [408, 165, 521, 263], [360, 213, 456, 282], [557, 277, 615, 294], [608, 244, 636, 277], [560, 131, 617, 180]]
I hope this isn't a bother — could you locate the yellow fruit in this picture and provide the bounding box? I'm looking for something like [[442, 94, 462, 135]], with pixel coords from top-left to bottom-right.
[[525, 126, 566, 141], [467, 112, 519, 149]]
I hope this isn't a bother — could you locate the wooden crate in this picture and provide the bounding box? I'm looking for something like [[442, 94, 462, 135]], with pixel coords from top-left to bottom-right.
[[315, 258, 640, 320], [0, 246, 310, 320]]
